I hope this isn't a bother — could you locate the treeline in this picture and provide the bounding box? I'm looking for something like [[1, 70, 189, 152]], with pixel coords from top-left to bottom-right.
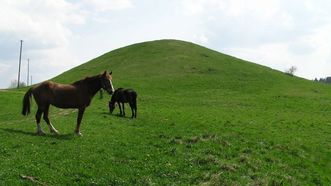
[[314, 77, 331, 84], [8, 80, 26, 88]]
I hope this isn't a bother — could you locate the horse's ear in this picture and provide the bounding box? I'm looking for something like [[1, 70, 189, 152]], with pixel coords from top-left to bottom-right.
[[109, 71, 112, 75], [103, 71, 107, 75]]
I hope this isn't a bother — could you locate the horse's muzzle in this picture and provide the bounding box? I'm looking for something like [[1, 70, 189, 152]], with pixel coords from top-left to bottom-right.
[[106, 89, 114, 95]]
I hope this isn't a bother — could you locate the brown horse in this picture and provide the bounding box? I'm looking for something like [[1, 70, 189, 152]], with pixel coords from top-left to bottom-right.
[[22, 71, 114, 136]]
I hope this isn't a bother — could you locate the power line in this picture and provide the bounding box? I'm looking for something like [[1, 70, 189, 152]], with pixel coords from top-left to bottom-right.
[[17, 40, 23, 88]]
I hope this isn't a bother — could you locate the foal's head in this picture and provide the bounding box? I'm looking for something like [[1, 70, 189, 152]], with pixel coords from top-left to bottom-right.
[[109, 102, 115, 113], [100, 71, 115, 95]]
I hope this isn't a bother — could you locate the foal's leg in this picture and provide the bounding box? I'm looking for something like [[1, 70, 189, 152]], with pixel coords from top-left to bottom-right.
[[133, 99, 137, 118], [134, 100, 137, 118], [43, 105, 59, 134], [122, 103, 125, 116], [35, 108, 46, 135], [75, 107, 85, 136], [129, 102, 134, 118], [118, 102, 122, 116]]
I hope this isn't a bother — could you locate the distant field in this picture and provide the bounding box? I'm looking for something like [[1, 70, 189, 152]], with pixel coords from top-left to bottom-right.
[[0, 40, 330, 185]]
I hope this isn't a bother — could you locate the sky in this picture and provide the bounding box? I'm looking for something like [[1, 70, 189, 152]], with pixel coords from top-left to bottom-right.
[[1, 0, 331, 88]]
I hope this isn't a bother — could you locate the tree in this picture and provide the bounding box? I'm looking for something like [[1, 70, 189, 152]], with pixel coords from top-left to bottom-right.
[[285, 66, 297, 76]]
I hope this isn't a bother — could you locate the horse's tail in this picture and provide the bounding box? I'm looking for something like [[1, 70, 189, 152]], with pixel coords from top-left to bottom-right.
[[22, 88, 33, 116]]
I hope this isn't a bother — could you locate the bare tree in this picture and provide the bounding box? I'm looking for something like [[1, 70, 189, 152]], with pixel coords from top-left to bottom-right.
[[285, 66, 297, 76]]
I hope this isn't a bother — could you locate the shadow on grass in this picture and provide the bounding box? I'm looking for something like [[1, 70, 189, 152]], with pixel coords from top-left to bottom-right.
[[101, 112, 128, 118], [1, 128, 75, 140], [100, 112, 137, 123], [112, 113, 135, 119]]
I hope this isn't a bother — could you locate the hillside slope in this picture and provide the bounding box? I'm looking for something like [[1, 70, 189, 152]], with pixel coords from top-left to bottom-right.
[[53, 39, 331, 98], [0, 40, 330, 185]]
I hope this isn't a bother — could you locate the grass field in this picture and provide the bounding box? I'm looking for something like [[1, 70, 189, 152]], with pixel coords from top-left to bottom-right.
[[0, 40, 330, 185]]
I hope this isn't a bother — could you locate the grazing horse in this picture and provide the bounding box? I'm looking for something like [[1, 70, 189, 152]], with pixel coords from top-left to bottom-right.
[[109, 88, 137, 118], [22, 71, 115, 136]]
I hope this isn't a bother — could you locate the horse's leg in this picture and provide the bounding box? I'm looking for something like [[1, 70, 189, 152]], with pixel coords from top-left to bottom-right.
[[43, 105, 59, 134], [75, 107, 85, 136], [35, 108, 45, 135], [118, 102, 122, 116], [122, 103, 125, 116], [132, 98, 137, 118], [129, 102, 134, 118], [134, 99, 137, 118]]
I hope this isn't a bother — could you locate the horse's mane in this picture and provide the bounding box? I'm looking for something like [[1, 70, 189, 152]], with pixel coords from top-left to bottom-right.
[[72, 74, 101, 86]]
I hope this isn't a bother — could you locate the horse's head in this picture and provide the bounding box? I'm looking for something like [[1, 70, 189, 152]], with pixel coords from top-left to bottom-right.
[[100, 71, 115, 95], [108, 101, 115, 113]]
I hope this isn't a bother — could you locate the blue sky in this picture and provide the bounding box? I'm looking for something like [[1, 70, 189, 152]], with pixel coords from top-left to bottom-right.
[[1, 0, 331, 88]]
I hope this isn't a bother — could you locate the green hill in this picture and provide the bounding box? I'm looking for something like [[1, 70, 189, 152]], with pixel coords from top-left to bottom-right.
[[0, 40, 330, 185]]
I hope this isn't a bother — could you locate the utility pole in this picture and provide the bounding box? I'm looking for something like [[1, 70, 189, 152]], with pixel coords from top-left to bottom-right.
[[31, 75, 32, 85], [27, 58, 30, 86], [17, 40, 23, 88]]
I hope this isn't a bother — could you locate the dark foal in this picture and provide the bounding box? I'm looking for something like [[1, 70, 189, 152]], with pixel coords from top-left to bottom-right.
[[22, 71, 115, 136], [109, 88, 137, 118]]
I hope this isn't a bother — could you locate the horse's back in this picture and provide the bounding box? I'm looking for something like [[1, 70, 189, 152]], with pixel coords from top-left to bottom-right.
[[31, 81, 82, 108], [30, 81, 53, 105], [33, 81, 75, 94], [32, 81, 53, 95], [125, 89, 137, 98], [122, 89, 137, 102]]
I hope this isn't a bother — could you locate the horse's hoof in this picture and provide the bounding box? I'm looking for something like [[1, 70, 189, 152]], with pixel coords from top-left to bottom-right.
[[51, 130, 59, 135], [74, 131, 83, 137], [36, 130, 46, 136]]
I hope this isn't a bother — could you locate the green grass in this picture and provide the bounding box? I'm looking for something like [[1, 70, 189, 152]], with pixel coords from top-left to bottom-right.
[[0, 39, 331, 185]]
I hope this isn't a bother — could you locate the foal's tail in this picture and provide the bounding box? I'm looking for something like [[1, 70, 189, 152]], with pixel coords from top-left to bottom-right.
[[22, 88, 33, 116]]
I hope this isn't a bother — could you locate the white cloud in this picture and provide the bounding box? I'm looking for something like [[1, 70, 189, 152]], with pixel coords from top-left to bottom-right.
[[83, 0, 133, 11], [0, 0, 85, 51], [181, 0, 280, 17], [0, 0, 86, 87], [178, 0, 331, 80], [223, 22, 331, 80]]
